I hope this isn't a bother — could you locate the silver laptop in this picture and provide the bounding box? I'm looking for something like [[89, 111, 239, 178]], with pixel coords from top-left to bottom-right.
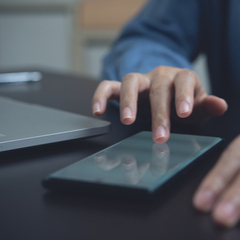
[[0, 96, 110, 152]]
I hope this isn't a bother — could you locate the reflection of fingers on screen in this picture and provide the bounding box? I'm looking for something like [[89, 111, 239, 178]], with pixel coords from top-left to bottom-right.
[[94, 153, 121, 171], [94, 153, 107, 164], [150, 143, 170, 178], [191, 139, 201, 152], [152, 143, 170, 158], [121, 155, 139, 185], [138, 163, 150, 179]]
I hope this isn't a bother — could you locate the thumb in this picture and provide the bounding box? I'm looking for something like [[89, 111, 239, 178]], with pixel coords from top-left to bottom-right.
[[201, 95, 228, 117]]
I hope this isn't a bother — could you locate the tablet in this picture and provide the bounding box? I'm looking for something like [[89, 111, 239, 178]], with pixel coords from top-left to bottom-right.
[[42, 131, 223, 199]]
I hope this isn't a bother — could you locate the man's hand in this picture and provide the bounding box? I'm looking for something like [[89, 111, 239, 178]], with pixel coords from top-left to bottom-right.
[[92, 66, 227, 143], [193, 135, 240, 228], [92, 66, 235, 227]]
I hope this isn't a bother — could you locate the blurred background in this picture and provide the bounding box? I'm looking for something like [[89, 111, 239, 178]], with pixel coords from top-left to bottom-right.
[[0, 0, 210, 92]]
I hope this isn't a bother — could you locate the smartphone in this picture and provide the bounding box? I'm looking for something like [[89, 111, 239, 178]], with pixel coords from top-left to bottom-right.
[[42, 132, 223, 199]]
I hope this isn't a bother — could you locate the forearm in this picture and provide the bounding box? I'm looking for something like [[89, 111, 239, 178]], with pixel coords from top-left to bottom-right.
[[102, 38, 193, 81], [101, 0, 201, 81]]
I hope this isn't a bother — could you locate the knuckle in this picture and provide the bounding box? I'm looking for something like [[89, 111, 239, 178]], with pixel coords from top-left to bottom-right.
[[177, 69, 197, 81], [122, 73, 140, 83], [154, 66, 170, 78], [101, 80, 111, 85], [155, 65, 167, 73], [100, 80, 114, 90], [208, 176, 227, 193], [151, 66, 176, 85], [96, 80, 121, 99], [181, 68, 195, 76], [152, 112, 167, 127]]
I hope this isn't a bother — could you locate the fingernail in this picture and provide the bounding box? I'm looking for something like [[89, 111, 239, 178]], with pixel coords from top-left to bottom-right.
[[215, 202, 239, 228], [194, 190, 214, 212], [94, 155, 105, 163], [93, 102, 101, 114], [123, 107, 133, 119], [154, 126, 167, 140], [179, 101, 190, 114], [122, 158, 135, 170]]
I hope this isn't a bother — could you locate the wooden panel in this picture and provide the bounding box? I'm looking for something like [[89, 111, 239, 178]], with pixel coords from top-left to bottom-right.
[[79, 0, 146, 29]]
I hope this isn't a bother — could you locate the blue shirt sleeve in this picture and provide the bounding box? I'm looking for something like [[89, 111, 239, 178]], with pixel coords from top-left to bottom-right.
[[101, 0, 201, 81]]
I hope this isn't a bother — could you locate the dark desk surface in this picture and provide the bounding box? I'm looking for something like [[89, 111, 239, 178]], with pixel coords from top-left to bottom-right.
[[0, 70, 240, 240]]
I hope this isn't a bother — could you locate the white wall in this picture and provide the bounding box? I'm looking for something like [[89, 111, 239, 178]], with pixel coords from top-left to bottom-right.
[[0, 12, 73, 72], [0, 0, 77, 73], [0, 0, 78, 4]]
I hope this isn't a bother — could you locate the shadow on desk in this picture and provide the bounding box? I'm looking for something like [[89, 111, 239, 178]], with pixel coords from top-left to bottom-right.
[[42, 165, 240, 239]]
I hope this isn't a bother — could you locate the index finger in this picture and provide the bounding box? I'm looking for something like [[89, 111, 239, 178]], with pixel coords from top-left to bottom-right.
[[150, 75, 173, 143]]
